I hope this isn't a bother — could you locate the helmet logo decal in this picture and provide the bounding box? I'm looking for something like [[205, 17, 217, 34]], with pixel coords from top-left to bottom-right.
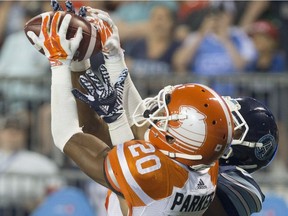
[[255, 134, 277, 161], [169, 106, 207, 149]]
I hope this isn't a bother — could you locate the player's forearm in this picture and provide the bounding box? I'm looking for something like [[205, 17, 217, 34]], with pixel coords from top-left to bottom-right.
[[51, 65, 83, 151], [222, 40, 246, 70], [63, 132, 110, 187], [70, 69, 113, 147], [239, 1, 269, 29], [105, 52, 145, 128], [51, 64, 110, 187], [107, 113, 134, 145], [104, 54, 146, 144], [50, 63, 111, 151], [70, 59, 98, 131]]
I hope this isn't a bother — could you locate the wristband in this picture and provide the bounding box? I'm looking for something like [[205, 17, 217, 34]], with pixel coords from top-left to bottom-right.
[[104, 51, 126, 83], [104, 53, 144, 126], [108, 113, 134, 146]]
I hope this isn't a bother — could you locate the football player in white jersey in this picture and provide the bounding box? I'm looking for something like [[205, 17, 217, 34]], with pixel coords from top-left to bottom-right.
[[27, 3, 234, 216], [29, 2, 278, 215], [75, 7, 278, 216], [104, 97, 278, 216]]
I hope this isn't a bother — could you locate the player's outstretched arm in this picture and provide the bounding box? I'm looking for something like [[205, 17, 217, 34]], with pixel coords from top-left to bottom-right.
[[50, 0, 113, 146], [27, 11, 111, 187], [72, 64, 134, 145], [86, 8, 148, 139], [71, 72, 112, 145]]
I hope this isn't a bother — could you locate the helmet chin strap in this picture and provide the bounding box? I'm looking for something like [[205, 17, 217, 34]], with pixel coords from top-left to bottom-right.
[[159, 150, 202, 160]]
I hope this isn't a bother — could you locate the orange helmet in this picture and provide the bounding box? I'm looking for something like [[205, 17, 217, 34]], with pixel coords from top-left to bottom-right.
[[133, 84, 234, 169]]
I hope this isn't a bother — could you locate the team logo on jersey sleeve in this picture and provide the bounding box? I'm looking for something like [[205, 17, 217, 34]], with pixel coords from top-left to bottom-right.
[[255, 134, 277, 160]]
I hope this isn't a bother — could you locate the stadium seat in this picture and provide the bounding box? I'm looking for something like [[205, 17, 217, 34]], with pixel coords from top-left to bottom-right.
[[31, 187, 96, 216], [252, 193, 288, 216]]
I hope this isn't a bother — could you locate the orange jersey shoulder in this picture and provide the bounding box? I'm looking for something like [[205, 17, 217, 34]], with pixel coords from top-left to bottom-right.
[[104, 140, 189, 206]]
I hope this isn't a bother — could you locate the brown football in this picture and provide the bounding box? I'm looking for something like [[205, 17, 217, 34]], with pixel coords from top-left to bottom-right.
[[24, 11, 101, 61]]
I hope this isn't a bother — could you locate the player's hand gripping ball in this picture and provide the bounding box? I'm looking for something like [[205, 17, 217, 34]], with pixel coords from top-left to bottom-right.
[[24, 11, 101, 61]]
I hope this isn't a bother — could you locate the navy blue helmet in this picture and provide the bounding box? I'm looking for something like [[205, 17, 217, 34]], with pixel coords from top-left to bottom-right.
[[220, 97, 279, 173]]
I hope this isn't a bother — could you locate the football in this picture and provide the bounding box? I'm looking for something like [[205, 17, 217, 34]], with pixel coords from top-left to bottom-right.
[[24, 11, 101, 61]]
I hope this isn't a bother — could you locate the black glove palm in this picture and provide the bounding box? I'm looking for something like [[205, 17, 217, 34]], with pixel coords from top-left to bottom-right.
[[72, 64, 128, 123]]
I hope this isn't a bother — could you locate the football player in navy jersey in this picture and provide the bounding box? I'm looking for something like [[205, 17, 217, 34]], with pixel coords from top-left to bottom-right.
[[203, 96, 278, 216]]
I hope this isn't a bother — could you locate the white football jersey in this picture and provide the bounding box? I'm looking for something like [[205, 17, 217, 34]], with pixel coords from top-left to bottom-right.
[[104, 140, 219, 216]]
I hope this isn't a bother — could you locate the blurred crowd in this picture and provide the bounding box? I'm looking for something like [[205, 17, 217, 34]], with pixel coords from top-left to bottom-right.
[[1, 1, 287, 76], [0, 0, 288, 215]]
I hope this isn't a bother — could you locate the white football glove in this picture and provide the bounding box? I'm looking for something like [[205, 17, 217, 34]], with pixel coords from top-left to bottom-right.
[[51, 0, 90, 72], [86, 7, 122, 57], [27, 11, 83, 67]]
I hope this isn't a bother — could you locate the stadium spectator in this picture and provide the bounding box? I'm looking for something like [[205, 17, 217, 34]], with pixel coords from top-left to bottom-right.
[[31, 186, 96, 216], [0, 2, 50, 112], [90, 1, 179, 72], [173, 2, 256, 95], [0, 1, 12, 48], [174, 1, 270, 42], [243, 21, 285, 141], [175, 0, 270, 31], [0, 1, 25, 39], [0, 1, 52, 47], [273, 1, 288, 70], [174, 1, 234, 42], [0, 114, 63, 216], [232, 1, 288, 70], [242, 20, 284, 97], [174, 0, 210, 42], [110, 1, 177, 43], [234, 0, 270, 30], [124, 5, 181, 76], [177, 1, 209, 25], [246, 20, 285, 73]]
